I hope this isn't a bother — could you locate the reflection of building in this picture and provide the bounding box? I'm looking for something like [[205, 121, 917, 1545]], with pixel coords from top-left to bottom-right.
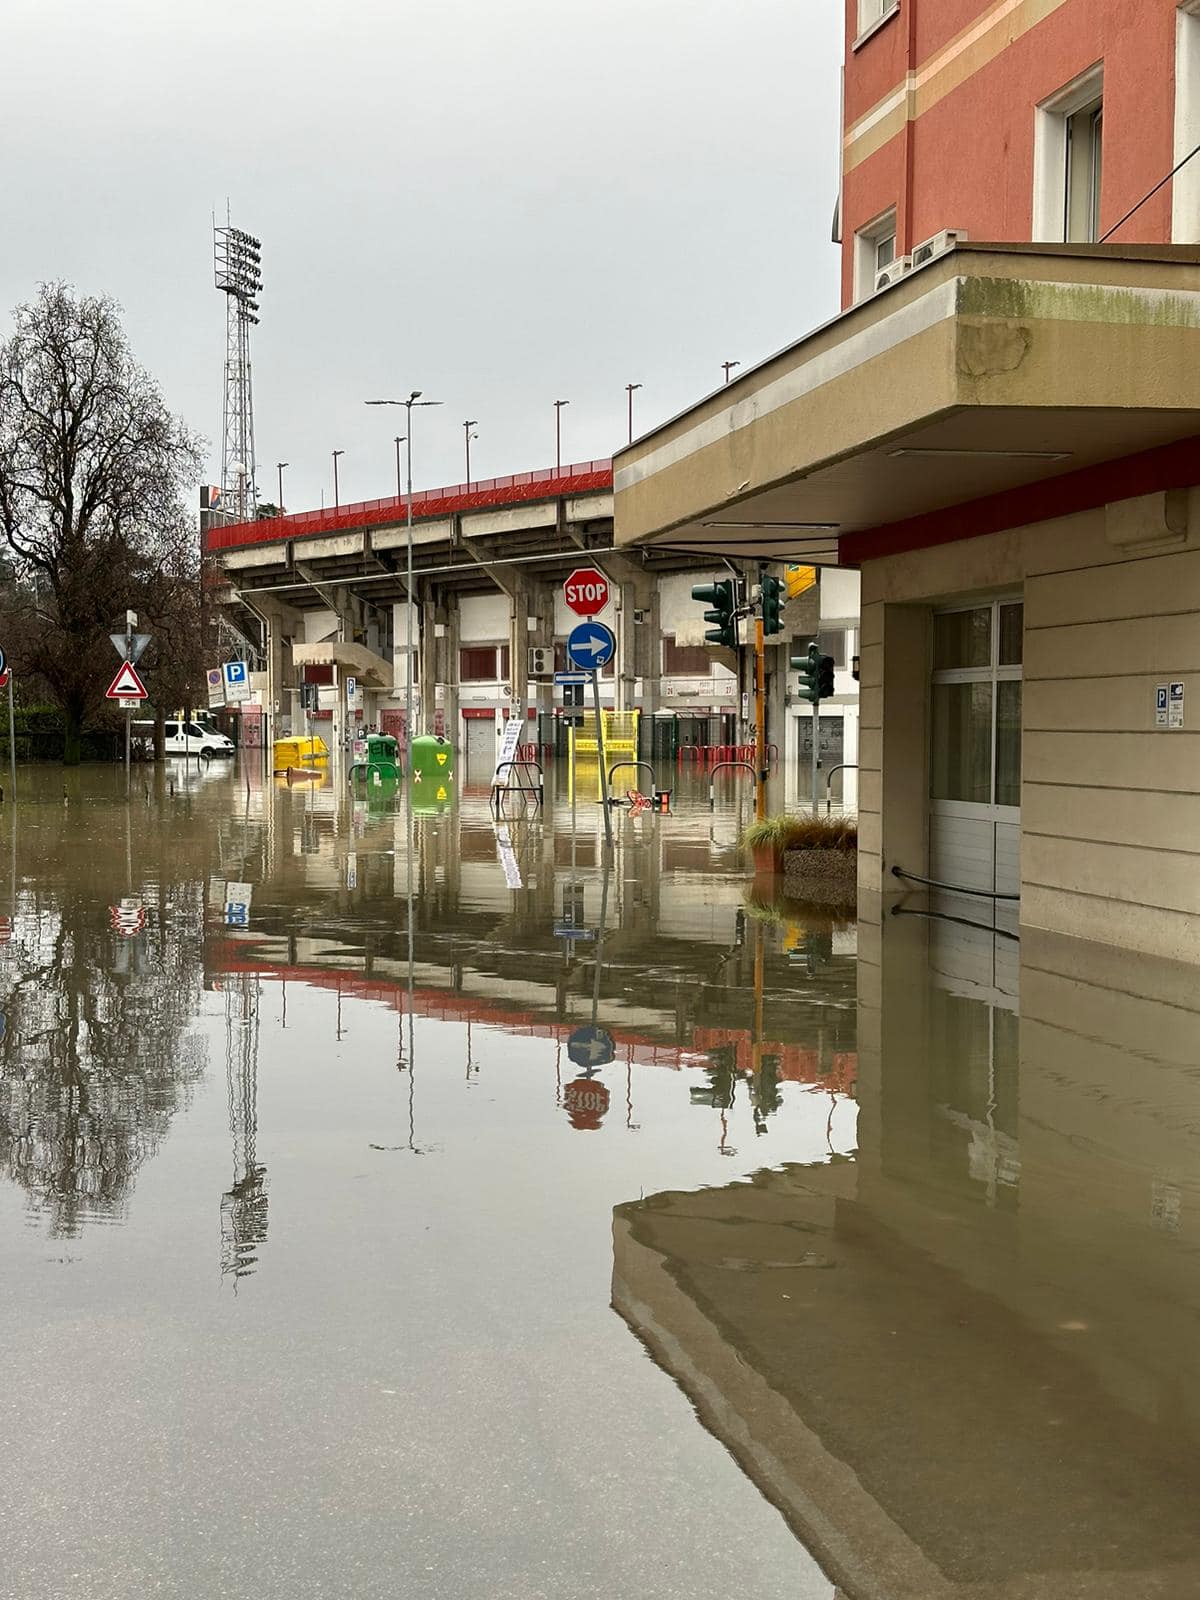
[[614, 920, 1200, 1597]]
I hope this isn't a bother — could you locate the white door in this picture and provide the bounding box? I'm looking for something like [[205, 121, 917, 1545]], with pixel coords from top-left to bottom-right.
[[929, 599, 1022, 901]]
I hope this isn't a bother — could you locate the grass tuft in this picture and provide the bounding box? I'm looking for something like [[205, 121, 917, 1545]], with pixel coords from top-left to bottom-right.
[[741, 813, 858, 853]]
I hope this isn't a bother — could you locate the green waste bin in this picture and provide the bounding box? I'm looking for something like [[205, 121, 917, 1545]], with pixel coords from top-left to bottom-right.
[[410, 734, 456, 811]]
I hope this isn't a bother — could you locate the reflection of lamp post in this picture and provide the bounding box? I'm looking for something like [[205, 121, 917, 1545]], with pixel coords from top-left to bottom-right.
[[625, 383, 642, 445], [554, 398, 569, 472], [365, 394, 443, 746]]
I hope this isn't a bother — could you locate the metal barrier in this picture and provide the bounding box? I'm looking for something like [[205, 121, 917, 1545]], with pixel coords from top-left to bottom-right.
[[608, 759, 656, 793], [824, 763, 858, 815], [491, 759, 544, 817], [708, 759, 757, 810]]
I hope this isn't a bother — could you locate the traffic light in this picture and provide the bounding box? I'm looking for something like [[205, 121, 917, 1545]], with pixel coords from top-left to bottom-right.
[[794, 642, 821, 703], [760, 572, 785, 636], [793, 642, 835, 703], [691, 579, 738, 650]]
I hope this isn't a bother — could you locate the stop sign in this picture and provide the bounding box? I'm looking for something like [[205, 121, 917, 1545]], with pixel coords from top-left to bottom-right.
[[563, 566, 610, 617]]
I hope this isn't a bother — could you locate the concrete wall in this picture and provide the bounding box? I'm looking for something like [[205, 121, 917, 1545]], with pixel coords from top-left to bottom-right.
[[859, 490, 1200, 962]]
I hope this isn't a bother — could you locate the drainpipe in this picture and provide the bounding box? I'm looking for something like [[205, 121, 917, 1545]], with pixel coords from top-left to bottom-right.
[[903, 0, 919, 251]]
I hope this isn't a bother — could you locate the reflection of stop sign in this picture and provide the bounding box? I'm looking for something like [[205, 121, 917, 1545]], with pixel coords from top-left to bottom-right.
[[563, 567, 610, 618], [564, 1076, 610, 1131]]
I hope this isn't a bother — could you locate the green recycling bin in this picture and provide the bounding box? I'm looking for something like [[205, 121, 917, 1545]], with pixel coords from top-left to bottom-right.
[[410, 734, 456, 811]]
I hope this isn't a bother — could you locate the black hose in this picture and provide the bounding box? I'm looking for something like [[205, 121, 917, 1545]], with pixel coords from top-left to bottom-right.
[[891, 864, 1019, 901]]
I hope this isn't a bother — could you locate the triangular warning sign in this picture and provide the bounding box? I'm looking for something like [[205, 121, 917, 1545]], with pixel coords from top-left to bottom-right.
[[106, 660, 147, 700]]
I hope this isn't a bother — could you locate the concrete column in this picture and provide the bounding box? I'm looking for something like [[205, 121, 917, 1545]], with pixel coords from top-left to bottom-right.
[[445, 598, 461, 751], [422, 592, 441, 732], [508, 575, 529, 714], [860, 600, 931, 905]]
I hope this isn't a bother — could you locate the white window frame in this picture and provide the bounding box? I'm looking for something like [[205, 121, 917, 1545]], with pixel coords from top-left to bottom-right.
[[853, 207, 898, 301], [929, 598, 1023, 822], [855, 0, 900, 49], [1033, 64, 1104, 243], [1174, 3, 1200, 241]]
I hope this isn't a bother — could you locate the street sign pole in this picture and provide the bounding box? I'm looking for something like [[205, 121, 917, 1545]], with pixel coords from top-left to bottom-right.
[[755, 615, 767, 822], [591, 667, 613, 854], [6, 669, 14, 803], [124, 611, 134, 792]]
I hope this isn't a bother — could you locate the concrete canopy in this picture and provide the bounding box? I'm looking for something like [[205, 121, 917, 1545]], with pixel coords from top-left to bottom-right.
[[613, 243, 1200, 565], [292, 640, 393, 689]]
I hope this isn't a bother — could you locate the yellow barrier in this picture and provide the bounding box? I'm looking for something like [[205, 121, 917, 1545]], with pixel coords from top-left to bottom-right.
[[273, 734, 329, 772], [569, 711, 639, 800]]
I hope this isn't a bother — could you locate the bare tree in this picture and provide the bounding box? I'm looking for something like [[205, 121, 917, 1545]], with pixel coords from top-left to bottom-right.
[[0, 284, 202, 762]]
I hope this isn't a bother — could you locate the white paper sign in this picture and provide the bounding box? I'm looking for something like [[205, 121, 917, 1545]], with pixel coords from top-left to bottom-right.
[[1169, 681, 1185, 729], [492, 714, 524, 786]]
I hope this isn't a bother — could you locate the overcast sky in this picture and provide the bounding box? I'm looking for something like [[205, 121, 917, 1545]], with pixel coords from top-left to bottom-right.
[[5, 0, 842, 515]]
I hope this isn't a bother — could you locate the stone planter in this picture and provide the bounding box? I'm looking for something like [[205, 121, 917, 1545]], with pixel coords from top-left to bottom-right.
[[783, 847, 857, 907]]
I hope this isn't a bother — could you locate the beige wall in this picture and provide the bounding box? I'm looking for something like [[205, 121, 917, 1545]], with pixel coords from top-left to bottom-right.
[[860, 492, 1200, 963]]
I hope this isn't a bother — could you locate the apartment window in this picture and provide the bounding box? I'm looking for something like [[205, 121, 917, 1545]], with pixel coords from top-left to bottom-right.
[[854, 208, 897, 300], [663, 636, 711, 676], [818, 628, 847, 669], [1034, 66, 1104, 243], [856, 0, 899, 43], [1174, 3, 1200, 241]]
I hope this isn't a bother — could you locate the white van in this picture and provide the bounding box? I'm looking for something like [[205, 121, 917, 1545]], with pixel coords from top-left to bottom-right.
[[162, 719, 235, 759]]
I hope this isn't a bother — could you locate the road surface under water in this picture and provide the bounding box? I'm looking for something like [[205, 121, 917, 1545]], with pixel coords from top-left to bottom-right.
[[1, 759, 1198, 1599]]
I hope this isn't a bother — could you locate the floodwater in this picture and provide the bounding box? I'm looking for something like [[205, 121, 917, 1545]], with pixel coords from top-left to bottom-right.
[[1, 760, 1198, 1599]]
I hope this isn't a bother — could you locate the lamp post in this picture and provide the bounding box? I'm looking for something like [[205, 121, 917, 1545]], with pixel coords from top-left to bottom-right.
[[722, 360, 740, 385], [365, 393, 443, 752], [554, 399, 569, 472], [276, 461, 288, 513], [463, 420, 478, 489], [393, 435, 406, 500], [332, 449, 344, 510], [625, 383, 642, 445]]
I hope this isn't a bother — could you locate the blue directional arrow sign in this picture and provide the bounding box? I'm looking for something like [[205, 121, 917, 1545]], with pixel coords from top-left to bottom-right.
[[567, 621, 616, 671], [567, 1024, 615, 1070]]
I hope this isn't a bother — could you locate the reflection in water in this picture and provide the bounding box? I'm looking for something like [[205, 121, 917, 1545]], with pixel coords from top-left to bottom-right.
[[0, 797, 211, 1235], [615, 914, 1200, 1599], [219, 973, 269, 1281]]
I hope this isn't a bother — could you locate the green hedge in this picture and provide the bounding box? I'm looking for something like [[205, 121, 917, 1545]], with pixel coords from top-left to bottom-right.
[[0, 706, 125, 763]]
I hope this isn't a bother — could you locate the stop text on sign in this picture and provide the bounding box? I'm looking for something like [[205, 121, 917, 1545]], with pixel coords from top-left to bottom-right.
[[563, 567, 610, 618]]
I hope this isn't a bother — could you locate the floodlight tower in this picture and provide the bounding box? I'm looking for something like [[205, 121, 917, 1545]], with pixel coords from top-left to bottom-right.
[[214, 218, 263, 522]]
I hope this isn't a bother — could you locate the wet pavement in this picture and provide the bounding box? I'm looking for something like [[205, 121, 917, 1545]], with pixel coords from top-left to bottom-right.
[[1, 759, 1199, 1598]]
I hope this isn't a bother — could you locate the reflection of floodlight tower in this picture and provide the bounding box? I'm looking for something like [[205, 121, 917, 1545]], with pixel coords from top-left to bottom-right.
[[220, 973, 269, 1281], [214, 216, 263, 523]]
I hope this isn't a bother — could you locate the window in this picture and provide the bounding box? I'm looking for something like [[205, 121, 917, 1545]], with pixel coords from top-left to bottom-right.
[[1174, 4, 1200, 242], [459, 646, 500, 682], [1034, 66, 1104, 243], [818, 628, 847, 669], [856, 0, 898, 42], [663, 636, 711, 676], [854, 208, 898, 300], [930, 601, 1023, 809]]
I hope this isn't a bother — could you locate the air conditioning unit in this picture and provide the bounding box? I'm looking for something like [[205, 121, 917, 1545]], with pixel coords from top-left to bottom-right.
[[874, 255, 913, 293], [911, 228, 968, 269], [632, 608, 649, 625], [528, 646, 553, 677]]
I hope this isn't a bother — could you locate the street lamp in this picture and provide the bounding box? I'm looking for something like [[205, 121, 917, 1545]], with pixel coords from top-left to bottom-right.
[[332, 449, 344, 510], [625, 383, 642, 445], [463, 420, 478, 490], [554, 399, 569, 472], [722, 360, 740, 385], [276, 461, 288, 514], [393, 435, 406, 500], [365, 393, 443, 750]]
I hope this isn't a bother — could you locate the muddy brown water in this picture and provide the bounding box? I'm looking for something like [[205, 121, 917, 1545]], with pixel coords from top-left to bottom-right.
[[1, 761, 1197, 1599]]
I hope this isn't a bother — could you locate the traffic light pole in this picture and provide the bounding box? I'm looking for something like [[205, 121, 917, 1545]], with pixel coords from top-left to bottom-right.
[[811, 701, 820, 818], [754, 616, 767, 822]]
